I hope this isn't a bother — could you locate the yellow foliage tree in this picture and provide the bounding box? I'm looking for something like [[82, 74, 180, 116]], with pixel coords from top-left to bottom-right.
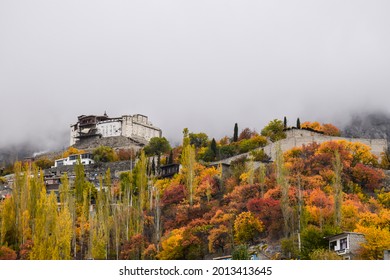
[[62, 147, 85, 158], [157, 228, 184, 260], [356, 225, 390, 260], [234, 211, 264, 245], [31, 190, 58, 259], [181, 144, 197, 206]]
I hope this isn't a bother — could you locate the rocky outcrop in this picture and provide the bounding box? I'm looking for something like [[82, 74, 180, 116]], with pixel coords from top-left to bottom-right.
[[343, 112, 390, 142], [73, 136, 144, 151]]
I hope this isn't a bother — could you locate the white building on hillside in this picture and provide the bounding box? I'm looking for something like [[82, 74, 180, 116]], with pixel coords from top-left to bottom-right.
[[70, 113, 162, 146], [54, 153, 94, 167], [326, 232, 366, 260]]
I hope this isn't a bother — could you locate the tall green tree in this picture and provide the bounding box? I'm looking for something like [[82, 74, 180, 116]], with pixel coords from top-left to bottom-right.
[[189, 133, 209, 149], [210, 138, 217, 159], [133, 151, 148, 234], [74, 160, 86, 204], [232, 244, 250, 260], [168, 150, 174, 164], [144, 137, 171, 156], [233, 123, 238, 142], [93, 146, 118, 162], [297, 118, 301, 129], [182, 128, 190, 147], [261, 119, 286, 142]]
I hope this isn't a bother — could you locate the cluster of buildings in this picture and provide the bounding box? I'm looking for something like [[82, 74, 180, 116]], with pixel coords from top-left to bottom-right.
[[44, 112, 180, 198]]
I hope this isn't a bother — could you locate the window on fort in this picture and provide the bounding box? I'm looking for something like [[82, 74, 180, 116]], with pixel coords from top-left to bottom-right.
[[69, 155, 77, 161], [340, 238, 347, 250]]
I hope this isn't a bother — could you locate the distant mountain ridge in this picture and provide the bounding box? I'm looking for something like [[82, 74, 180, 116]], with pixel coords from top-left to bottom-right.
[[342, 112, 390, 142]]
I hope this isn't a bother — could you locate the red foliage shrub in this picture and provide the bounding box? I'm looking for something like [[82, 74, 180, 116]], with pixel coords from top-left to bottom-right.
[[350, 163, 385, 191], [0, 246, 17, 260], [161, 184, 186, 206]]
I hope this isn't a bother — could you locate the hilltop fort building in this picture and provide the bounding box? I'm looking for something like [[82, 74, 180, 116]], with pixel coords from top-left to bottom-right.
[[70, 113, 162, 147]]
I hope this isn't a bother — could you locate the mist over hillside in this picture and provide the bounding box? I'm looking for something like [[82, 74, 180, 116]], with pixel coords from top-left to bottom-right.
[[342, 112, 390, 141], [2, 110, 390, 167], [0, 130, 68, 166]]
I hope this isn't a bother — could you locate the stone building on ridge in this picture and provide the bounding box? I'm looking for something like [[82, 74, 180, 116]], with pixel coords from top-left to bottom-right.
[[70, 113, 162, 147]]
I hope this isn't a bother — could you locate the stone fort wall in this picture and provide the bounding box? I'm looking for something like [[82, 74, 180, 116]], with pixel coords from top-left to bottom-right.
[[263, 130, 387, 161], [215, 129, 388, 164]]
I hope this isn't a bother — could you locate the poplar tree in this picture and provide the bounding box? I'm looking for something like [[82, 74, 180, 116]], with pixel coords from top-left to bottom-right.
[[31, 190, 58, 259], [183, 128, 190, 147], [181, 128, 197, 206], [181, 143, 196, 206], [211, 138, 217, 160], [91, 176, 108, 259], [247, 159, 255, 185], [120, 171, 133, 240], [74, 159, 86, 204], [333, 151, 343, 228], [133, 151, 148, 234], [276, 144, 290, 238], [55, 203, 72, 259], [57, 173, 73, 260], [258, 164, 266, 198]]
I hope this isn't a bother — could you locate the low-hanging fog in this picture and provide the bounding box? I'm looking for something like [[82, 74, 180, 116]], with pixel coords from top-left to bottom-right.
[[1, 1, 390, 155]]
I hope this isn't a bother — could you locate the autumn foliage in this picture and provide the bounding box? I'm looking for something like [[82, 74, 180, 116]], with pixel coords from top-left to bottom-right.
[[0, 128, 388, 260], [301, 122, 341, 136]]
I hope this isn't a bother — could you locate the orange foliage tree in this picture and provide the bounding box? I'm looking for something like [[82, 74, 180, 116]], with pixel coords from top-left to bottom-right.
[[301, 121, 340, 136]]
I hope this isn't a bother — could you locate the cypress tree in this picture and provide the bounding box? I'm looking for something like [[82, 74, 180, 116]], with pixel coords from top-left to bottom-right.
[[151, 158, 156, 175], [211, 138, 217, 159], [157, 154, 161, 170], [168, 150, 174, 164], [147, 158, 151, 176], [297, 118, 301, 129], [233, 123, 238, 142], [284, 116, 287, 129]]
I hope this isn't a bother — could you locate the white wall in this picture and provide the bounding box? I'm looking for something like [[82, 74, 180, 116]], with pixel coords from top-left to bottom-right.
[[70, 125, 78, 146], [97, 120, 122, 137]]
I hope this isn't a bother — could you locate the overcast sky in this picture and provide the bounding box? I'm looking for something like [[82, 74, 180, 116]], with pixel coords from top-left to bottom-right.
[[1, 0, 390, 150]]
